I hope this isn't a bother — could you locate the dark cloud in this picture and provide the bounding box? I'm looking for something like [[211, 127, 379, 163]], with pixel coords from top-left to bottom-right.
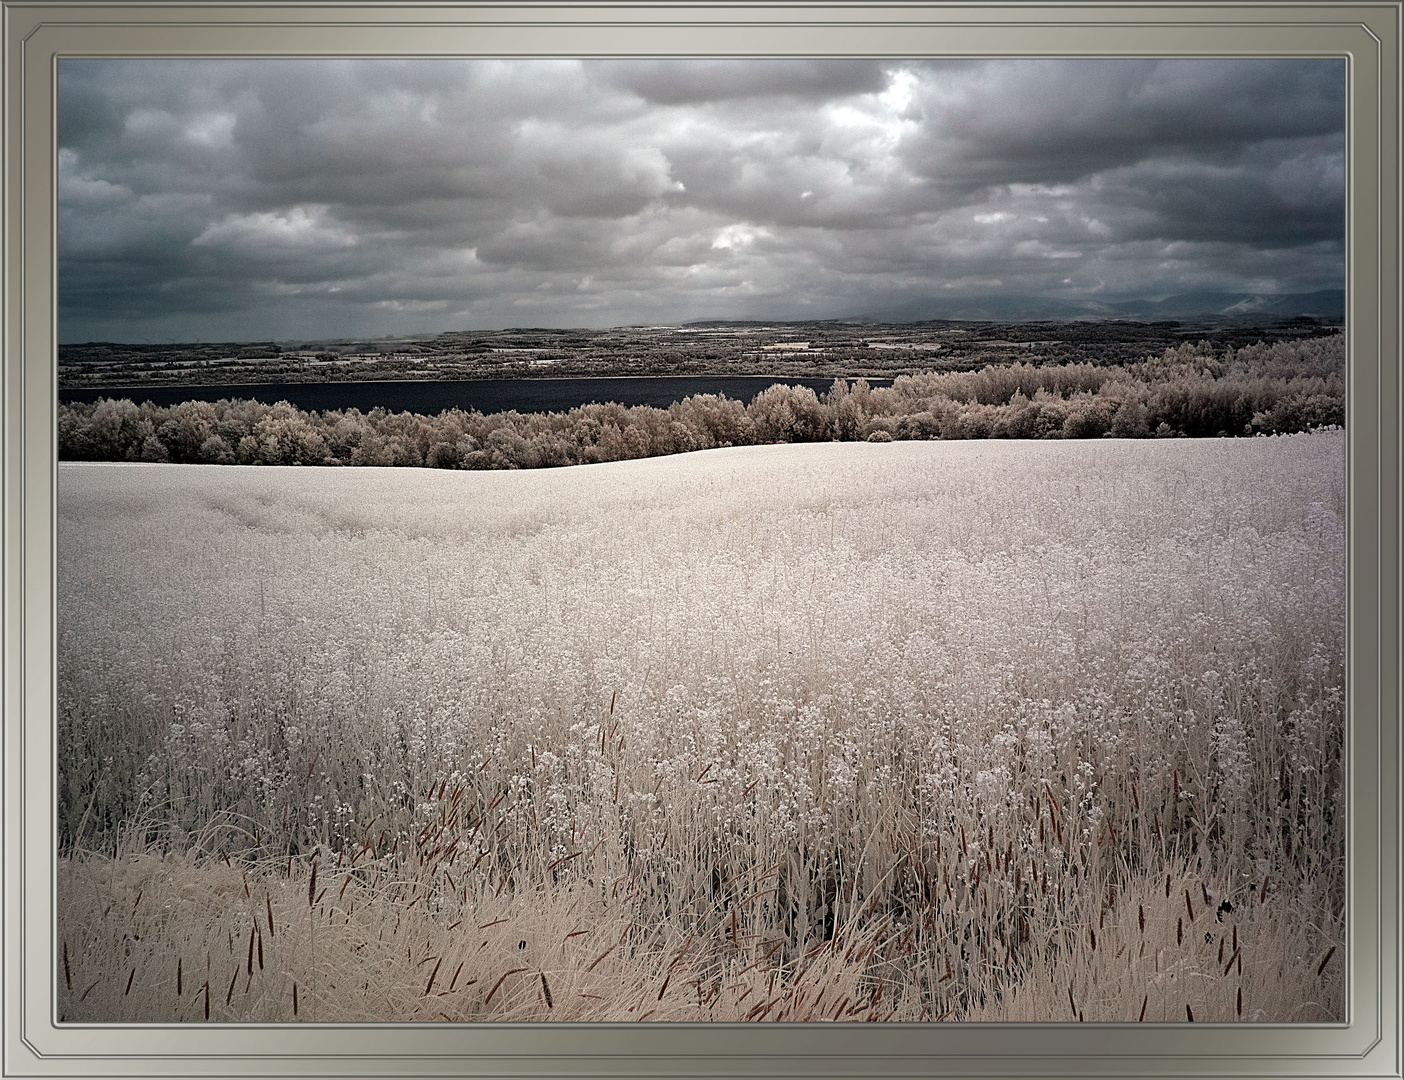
[[902, 60, 1344, 194], [597, 59, 895, 105], [1102, 138, 1345, 246], [57, 58, 1344, 342]]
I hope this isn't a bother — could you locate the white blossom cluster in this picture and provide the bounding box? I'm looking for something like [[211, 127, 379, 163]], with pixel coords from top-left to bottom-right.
[[59, 432, 1344, 937]]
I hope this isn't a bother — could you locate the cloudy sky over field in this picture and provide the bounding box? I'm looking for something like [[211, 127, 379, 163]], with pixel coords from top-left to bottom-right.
[[58, 58, 1344, 342]]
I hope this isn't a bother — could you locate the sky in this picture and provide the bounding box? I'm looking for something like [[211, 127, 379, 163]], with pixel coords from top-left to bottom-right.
[[57, 58, 1345, 343]]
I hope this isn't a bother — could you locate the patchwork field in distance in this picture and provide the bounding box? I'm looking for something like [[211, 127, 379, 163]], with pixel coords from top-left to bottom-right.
[[56, 434, 1345, 1022]]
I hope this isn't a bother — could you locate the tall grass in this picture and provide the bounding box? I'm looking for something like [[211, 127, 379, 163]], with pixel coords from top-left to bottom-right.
[[57, 434, 1345, 1021]]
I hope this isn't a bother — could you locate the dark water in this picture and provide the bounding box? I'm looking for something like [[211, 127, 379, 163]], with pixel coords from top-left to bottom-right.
[[59, 376, 891, 415]]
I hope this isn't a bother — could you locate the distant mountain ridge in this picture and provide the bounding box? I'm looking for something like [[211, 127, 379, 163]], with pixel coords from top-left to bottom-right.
[[857, 289, 1344, 325]]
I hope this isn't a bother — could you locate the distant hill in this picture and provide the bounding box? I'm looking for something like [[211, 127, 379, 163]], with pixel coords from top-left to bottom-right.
[[859, 289, 1344, 325]]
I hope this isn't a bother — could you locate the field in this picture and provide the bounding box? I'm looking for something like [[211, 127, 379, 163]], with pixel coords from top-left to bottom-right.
[[56, 434, 1345, 1022]]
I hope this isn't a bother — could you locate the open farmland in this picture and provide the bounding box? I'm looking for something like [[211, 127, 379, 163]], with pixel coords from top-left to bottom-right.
[[56, 434, 1345, 1022]]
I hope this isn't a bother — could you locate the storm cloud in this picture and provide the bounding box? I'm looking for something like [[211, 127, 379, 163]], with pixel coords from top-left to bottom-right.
[[57, 58, 1344, 342]]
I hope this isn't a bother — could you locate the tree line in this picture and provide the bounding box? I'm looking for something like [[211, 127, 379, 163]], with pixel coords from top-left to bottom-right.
[[57, 335, 1344, 470]]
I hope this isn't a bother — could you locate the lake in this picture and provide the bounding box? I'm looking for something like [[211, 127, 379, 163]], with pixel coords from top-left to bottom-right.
[[58, 375, 891, 416]]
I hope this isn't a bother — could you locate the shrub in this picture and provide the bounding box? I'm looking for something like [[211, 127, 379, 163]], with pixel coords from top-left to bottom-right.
[[55, 333, 1345, 470]]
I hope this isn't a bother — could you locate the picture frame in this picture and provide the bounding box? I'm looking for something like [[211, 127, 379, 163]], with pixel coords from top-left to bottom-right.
[[4, 3, 1399, 1078]]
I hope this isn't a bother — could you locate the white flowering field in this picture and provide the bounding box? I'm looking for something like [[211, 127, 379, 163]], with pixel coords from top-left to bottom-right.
[[56, 434, 1345, 1022]]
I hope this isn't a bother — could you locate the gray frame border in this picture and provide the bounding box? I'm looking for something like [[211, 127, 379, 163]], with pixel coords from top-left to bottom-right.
[[3, 4, 1399, 1078]]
